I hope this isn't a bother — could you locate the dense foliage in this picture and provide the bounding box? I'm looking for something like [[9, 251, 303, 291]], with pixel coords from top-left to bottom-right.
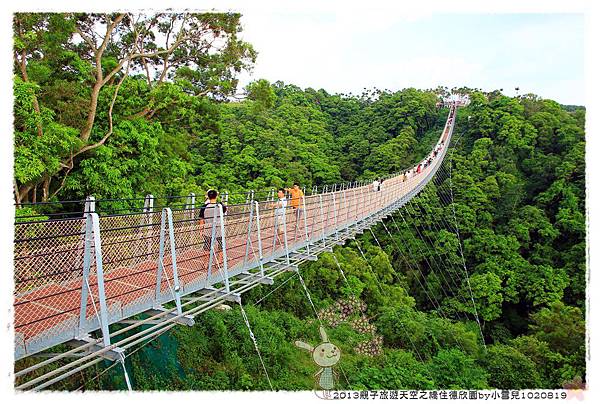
[[14, 13, 586, 392]]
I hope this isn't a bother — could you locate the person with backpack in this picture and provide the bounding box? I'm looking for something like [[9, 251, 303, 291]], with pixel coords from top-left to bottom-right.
[[198, 189, 227, 252]]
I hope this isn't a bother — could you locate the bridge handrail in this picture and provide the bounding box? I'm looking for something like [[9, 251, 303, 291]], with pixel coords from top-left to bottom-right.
[[13, 104, 457, 359]]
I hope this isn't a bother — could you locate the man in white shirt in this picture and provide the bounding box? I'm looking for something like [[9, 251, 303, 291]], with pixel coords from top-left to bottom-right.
[[274, 188, 287, 243], [372, 179, 380, 192]]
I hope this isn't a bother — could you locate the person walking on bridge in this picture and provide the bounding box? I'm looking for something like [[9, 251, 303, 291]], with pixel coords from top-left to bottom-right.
[[274, 188, 288, 245], [198, 189, 227, 253], [372, 178, 380, 192], [285, 183, 305, 237]]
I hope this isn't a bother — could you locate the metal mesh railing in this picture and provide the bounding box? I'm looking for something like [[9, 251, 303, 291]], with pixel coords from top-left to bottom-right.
[[13, 105, 458, 359], [14, 217, 88, 353]]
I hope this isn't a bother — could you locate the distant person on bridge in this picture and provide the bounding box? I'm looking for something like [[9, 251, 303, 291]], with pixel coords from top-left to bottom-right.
[[199, 189, 227, 251], [285, 183, 305, 235], [372, 178, 380, 192], [274, 188, 288, 243], [285, 183, 304, 219]]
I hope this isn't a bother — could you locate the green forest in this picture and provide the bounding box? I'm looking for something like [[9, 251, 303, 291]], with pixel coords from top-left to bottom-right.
[[13, 13, 586, 391]]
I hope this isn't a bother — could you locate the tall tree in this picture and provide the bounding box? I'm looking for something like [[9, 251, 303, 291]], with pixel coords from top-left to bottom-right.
[[13, 12, 256, 203]]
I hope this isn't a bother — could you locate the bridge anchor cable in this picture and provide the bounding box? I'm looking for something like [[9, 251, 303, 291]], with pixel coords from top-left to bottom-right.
[[237, 301, 274, 390]]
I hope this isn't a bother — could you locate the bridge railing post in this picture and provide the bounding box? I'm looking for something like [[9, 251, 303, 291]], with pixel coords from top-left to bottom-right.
[[186, 192, 196, 218], [144, 194, 154, 256], [332, 192, 339, 241], [155, 208, 183, 314], [185, 192, 196, 249], [84, 195, 95, 213], [340, 187, 344, 225], [362, 182, 368, 221], [282, 205, 290, 265], [254, 201, 265, 276], [91, 213, 111, 347], [242, 196, 255, 272], [352, 187, 358, 224], [78, 213, 111, 347], [167, 209, 183, 312], [318, 194, 326, 247], [77, 212, 93, 338], [307, 194, 319, 243], [342, 188, 349, 229], [155, 208, 167, 305], [351, 186, 358, 224], [301, 192, 310, 253], [75, 196, 95, 284], [206, 205, 218, 282], [217, 203, 231, 292]]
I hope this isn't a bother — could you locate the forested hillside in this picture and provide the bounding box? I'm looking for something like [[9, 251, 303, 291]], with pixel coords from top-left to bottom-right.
[[13, 13, 586, 391]]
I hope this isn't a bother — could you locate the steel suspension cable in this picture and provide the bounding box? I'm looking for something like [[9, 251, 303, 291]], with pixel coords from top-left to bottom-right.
[[405, 197, 469, 296], [447, 139, 487, 349], [389, 212, 462, 319], [379, 221, 443, 313], [73, 320, 177, 391], [373, 221, 466, 356], [406, 192, 476, 314], [405, 200, 458, 296], [393, 209, 467, 321], [253, 272, 298, 306], [295, 269, 352, 388], [365, 228, 430, 362], [431, 135, 487, 346], [331, 253, 350, 287], [354, 239, 384, 293], [423, 130, 486, 348], [238, 301, 275, 390], [412, 187, 470, 294]]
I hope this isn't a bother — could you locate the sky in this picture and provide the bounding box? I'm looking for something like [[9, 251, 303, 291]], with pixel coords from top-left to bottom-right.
[[236, 12, 584, 105]]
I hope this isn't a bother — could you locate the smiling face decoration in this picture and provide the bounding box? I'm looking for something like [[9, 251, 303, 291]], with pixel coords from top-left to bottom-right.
[[312, 341, 341, 367], [295, 326, 342, 391]]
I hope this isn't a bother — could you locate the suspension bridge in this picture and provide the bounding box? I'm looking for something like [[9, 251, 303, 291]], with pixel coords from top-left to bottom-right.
[[13, 103, 464, 390]]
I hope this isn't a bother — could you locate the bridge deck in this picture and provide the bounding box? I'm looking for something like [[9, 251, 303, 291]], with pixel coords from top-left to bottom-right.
[[14, 106, 457, 360]]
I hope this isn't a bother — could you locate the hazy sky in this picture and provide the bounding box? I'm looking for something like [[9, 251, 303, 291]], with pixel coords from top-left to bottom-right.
[[237, 12, 584, 105]]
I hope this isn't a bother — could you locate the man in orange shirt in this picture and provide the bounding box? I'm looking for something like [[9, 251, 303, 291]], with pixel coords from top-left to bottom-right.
[[285, 183, 305, 233]]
